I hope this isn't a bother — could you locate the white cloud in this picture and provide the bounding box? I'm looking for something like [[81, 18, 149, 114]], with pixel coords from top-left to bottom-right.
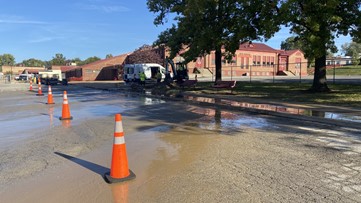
[[0, 15, 47, 25], [77, 4, 130, 13], [0, 19, 47, 24], [28, 37, 64, 43]]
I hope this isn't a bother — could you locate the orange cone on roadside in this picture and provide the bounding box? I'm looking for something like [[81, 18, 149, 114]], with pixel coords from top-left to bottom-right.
[[104, 114, 135, 183], [29, 80, 33, 91], [46, 85, 55, 104], [36, 81, 44, 96], [59, 91, 73, 120]]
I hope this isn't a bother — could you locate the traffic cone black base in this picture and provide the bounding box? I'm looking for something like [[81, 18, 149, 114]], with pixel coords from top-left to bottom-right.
[[104, 170, 136, 184], [59, 116, 73, 120]]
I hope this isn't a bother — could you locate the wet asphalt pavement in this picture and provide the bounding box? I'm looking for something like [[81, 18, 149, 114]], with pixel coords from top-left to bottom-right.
[[1, 82, 361, 202]]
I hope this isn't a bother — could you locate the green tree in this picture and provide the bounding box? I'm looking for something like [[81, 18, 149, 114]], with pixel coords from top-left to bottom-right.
[[50, 53, 66, 66], [68, 57, 82, 66], [0, 54, 15, 66], [280, 36, 304, 50], [280, 0, 361, 92], [147, 0, 280, 81], [341, 42, 361, 65], [43, 61, 52, 69], [106, 54, 113, 59], [22, 58, 45, 67], [79, 56, 101, 65]]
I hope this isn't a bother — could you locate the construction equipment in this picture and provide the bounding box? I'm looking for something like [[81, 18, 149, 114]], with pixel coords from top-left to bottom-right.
[[39, 70, 62, 85], [164, 57, 189, 84]]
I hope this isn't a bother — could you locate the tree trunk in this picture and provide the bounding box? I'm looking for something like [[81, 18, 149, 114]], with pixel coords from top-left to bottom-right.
[[215, 48, 222, 82], [310, 55, 330, 92]]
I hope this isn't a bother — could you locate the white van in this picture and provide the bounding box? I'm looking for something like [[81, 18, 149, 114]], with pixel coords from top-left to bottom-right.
[[18, 73, 34, 81], [39, 70, 62, 85], [123, 63, 167, 82]]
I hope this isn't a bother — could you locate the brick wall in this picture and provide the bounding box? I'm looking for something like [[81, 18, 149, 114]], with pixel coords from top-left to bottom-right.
[[79, 54, 128, 81]]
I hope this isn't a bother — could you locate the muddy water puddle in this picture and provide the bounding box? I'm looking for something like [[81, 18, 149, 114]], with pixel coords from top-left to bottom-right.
[[185, 95, 361, 123], [186, 107, 273, 135], [0, 89, 178, 153]]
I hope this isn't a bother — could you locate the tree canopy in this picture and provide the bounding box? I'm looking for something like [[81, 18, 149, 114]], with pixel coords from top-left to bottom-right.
[[1, 53, 103, 68], [50, 53, 67, 66], [0, 54, 15, 66], [79, 56, 101, 65], [148, 0, 361, 91], [21, 58, 45, 67], [341, 41, 361, 65], [280, 0, 361, 91], [280, 36, 303, 51], [147, 0, 280, 81]]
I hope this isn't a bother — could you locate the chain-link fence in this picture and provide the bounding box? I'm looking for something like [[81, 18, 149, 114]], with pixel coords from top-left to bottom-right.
[[197, 62, 361, 84], [0, 74, 13, 84]]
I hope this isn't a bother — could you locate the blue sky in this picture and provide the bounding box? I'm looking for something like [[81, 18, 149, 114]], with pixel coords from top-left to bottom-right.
[[0, 0, 352, 63]]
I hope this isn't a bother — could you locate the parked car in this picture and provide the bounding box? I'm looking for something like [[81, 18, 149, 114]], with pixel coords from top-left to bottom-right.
[[17, 74, 34, 81]]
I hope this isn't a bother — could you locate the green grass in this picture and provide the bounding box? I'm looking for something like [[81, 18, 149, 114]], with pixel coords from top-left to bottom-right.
[[187, 82, 361, 108], [326, 65, 361, 76]]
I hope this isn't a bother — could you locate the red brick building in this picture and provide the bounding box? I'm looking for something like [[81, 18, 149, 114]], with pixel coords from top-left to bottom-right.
[[57, 42, 307, 81], [62, 53, 130, 81], [186, 42, 308, 77], [1, 65, 46, 75]]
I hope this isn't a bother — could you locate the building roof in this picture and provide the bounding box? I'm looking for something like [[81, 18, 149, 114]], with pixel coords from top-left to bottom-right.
[[24, 68, 46, 74], [238, 42, 278, 53], [278, 49, 300, 56], [60, 66, 81, 72], [81, 53, 132, 69]]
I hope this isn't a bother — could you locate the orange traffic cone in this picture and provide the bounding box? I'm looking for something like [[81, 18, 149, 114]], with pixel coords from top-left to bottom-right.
[[46, 85, 55, 104], [104, 114, 135, 183], [59, 91, 73, 120], [29, 80, 33, 91], [36, 81, 44, 96]]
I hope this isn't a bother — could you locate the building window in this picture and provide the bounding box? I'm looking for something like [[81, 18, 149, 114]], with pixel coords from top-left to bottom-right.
[[262, 56, 266, 65]]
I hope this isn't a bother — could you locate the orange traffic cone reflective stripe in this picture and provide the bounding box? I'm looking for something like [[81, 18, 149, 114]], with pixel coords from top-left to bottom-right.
[[59, 91, 73, 120], [36, 81, 44, 96], [46, 85, 55, 104], [104, 114, 135, 183]]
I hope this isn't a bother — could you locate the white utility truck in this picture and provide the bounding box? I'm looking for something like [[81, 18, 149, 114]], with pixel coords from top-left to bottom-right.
[[38, 70, 62, 85], [123, 63, 167, 82]]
